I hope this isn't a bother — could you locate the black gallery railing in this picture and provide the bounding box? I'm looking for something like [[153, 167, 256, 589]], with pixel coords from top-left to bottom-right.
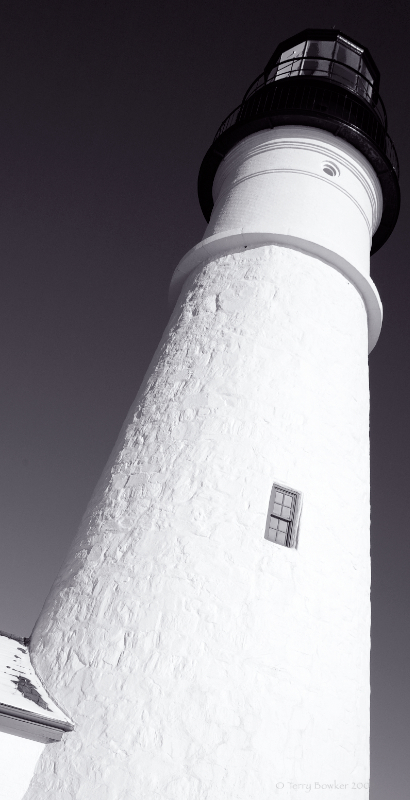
[[213, 77, 399, 179], [244, 55, 378, 110]]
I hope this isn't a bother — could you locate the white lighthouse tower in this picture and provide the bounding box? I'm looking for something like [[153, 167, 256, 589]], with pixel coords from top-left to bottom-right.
[[18, 29, 399, 799]]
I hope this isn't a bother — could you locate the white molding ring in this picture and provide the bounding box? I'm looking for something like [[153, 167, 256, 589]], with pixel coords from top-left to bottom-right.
[[169, 230, 382, 353]]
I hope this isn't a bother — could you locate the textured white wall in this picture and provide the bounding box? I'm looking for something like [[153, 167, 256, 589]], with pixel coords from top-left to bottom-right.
[[0, 732, 44, 800], [24, 240, 371, 799]]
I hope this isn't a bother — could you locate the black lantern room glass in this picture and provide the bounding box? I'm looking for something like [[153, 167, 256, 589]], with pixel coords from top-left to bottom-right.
[[266, 35, 375, 102]]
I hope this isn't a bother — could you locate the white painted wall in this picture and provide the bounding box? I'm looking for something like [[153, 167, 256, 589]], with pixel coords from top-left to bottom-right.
[[170, 127, 383, 350], [23, 127, 376, 799], [207, 126, 382, 277], [0, 733, 44, 800]]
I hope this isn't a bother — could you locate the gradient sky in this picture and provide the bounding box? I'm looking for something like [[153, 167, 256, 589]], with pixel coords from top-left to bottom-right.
[[0, 2, 408, 798]]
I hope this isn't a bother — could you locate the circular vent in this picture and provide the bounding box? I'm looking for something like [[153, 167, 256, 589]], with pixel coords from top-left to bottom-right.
[[322, 162, 340, 177]]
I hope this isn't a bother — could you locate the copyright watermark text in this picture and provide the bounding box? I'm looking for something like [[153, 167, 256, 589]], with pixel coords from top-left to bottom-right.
[[275, 781, 369, 792]]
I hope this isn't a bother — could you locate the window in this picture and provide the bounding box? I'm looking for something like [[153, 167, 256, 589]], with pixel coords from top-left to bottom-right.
[[265, 483, 302, 548], [268, 41, 306, 81], [266, 35, 374, 102]]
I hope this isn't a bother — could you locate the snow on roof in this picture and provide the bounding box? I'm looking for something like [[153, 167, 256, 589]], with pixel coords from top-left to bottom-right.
[[0, 632, 73, 742]]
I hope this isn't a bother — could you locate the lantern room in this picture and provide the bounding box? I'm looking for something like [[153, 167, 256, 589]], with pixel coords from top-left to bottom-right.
[[198, 29, 399, 253], [261, 31, 378, 104]]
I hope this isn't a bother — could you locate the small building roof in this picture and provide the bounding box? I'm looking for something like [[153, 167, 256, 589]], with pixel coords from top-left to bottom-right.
[[0, 631, 73, 743]]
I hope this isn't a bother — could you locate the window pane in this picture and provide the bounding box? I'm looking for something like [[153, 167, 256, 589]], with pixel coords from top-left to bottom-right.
[[315, 40, 336, 60], [302, 42, 335, 79], [360, 60, 373, 84], [275, 492, 284, 503], [357, 59, 373, 100], [283, 495, 292, 507], [268, 42, 306, 82], [301, 41, 320, 76], [331, 41, 363, 92], [335, 41, 361, 72], [331, 62, 357, 90], [278, 42, 306, 63], [301, 41, 334, 79], [276, 530, 287, 546]]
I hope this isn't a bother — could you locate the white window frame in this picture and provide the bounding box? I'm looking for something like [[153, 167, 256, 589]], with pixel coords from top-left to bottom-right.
[[265, 482, 303, 549]]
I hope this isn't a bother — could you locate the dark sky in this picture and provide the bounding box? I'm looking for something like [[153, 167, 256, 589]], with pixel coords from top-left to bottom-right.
[[0, 1, 407, 797]]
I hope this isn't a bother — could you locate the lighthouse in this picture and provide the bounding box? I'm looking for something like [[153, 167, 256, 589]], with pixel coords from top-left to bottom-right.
[[16, 29, 399, 799]]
